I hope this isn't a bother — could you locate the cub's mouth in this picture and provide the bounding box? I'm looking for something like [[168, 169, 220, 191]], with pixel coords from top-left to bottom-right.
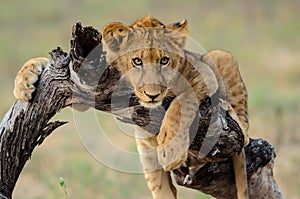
[[134, 84, 167, 108], [135, 89, 167, 108], [137, 93, 166, 108], [140, 99, 163, 108]]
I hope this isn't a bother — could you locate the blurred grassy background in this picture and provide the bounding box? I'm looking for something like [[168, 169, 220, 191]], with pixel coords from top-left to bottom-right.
[[0, 0, 299, 198]]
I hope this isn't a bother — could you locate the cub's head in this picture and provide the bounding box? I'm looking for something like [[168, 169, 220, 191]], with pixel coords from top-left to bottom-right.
[[102, 17, 188, 107]]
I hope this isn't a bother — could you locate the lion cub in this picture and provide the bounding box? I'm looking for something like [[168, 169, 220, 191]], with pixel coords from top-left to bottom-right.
[[14, 16, 249, 199], [102, 16, 249, 199]]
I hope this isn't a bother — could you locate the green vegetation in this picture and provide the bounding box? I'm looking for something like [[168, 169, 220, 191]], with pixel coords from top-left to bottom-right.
[[0, 0, 299, 198], [59, 177, 68, 199]]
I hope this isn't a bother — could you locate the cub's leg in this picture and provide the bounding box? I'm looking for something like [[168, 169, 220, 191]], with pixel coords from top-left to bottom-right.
[[14, 57, 48, 101], [13, 57, 89, 111], [157, 90, 199, 171], [232, 151, 248, 199], [135, 127, 177, 199], [203, 50, 249, 146], [212, 47, 250, 199], [207, 50, 250, 198], [220, 99, 249, 199]]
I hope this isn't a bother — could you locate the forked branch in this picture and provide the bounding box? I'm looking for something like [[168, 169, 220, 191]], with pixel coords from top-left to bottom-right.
[[0, 22, 283, 199]]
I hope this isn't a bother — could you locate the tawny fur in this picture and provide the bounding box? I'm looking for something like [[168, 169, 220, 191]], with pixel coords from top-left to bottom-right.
[[14, 16, 249, 199], [14, 57, 48, 101]]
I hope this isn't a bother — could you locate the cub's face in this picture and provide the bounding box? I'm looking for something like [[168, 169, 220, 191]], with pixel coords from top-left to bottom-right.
[[114, 48, 172, 107], [102, 18, 188, 108]]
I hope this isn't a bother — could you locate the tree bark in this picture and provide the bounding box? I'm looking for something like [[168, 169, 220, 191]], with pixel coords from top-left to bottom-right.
[[0, 22, 283, 199]]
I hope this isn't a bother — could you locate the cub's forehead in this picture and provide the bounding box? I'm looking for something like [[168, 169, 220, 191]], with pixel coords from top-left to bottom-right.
[[120, 28, 182, 54]]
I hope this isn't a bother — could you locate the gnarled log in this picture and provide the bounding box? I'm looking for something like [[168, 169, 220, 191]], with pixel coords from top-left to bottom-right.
[[0, 22, 283, 199]]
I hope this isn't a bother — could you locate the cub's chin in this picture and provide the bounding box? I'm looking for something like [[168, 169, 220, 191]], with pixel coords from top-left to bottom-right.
[[139, 100, 162, 108]]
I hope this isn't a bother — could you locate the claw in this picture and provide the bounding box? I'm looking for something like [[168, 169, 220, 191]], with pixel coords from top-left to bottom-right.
[[211, 147, 220, 156], [183, 174, 192, 185], [219, 114, 229, 130], [219, 98, 229, 111]]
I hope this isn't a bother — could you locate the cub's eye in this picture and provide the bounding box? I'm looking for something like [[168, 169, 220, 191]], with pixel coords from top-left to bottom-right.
[[132, 57, 143, 67], [160, 56, 170, 65]]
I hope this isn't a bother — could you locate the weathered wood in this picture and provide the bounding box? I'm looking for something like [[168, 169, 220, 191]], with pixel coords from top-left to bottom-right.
[[0, 22, 283, 199], [0, 49, 70, 198], [173, 138, 282, 199]]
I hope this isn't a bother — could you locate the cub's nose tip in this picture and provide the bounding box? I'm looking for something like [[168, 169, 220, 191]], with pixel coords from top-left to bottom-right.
[[144, 91, 160, 100]]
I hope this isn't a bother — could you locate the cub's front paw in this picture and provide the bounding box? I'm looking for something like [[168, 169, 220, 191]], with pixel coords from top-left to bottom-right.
[[14, 57, 48, 101], [157, 128, 188, 171]]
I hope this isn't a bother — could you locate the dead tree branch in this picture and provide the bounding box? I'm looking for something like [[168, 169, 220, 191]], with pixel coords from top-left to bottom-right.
[[0, 22, 283, 199]]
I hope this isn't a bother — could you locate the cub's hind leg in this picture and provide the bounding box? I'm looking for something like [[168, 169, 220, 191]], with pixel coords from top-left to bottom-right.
[[220, 99, 249, 199], [135, 127, 177, 199], [14, 57, 48, 101], [203, 50, 249, 145], [232, 151, 248, 199], [207, 50, 250, 199]]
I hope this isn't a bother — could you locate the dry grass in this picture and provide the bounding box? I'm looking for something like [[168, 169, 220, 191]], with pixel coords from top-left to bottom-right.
[[0, 0, 299, 198]]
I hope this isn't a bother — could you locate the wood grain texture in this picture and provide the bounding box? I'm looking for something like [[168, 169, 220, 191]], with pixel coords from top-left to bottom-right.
[[0, 23, 283, 199]]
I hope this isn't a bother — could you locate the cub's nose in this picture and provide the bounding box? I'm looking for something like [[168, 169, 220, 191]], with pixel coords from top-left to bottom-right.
[[144, 91, 160, 101], [141, 84, 167, 101]]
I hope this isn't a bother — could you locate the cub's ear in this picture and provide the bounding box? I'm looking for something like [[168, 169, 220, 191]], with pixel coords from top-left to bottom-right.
[[166, 19, 189, 48], [166, 19, 189, 35], [102, 22, 130, 52]]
